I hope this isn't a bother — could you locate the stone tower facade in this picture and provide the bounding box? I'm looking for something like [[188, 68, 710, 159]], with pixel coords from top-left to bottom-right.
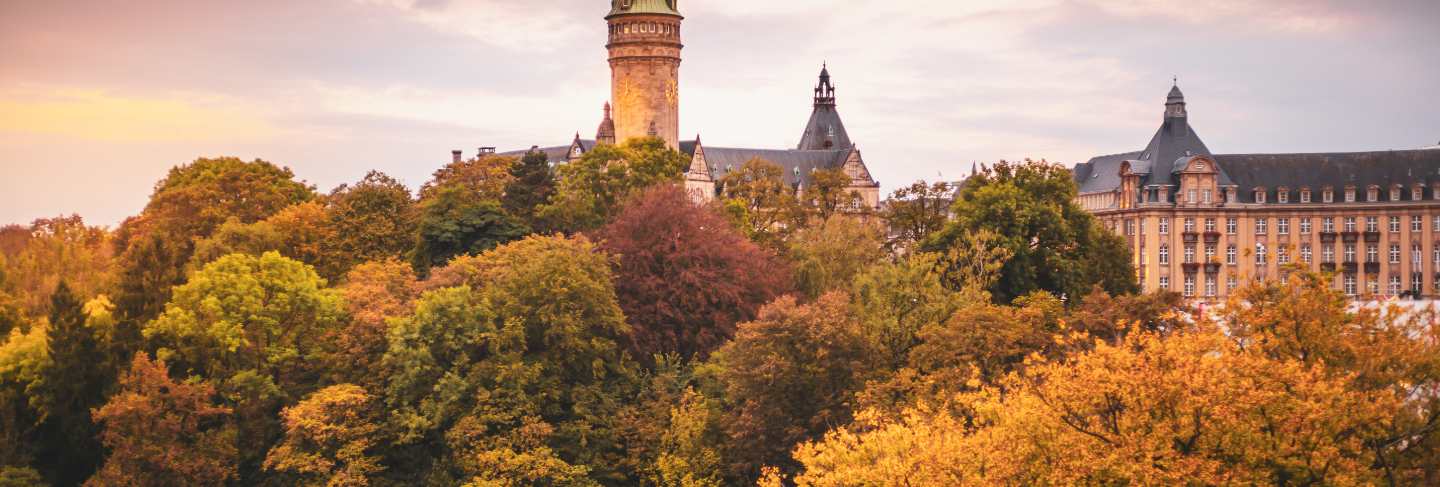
[[606, 0, 682, 149]]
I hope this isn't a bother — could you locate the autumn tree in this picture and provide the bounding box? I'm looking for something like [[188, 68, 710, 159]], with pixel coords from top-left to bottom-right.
[[265, 384, 384, 486], [793, 324, 1397, 485], [597, 184, 791, 362], [383, 235, 636, 484], [925, 159, 1136, 303], [881, 180, 953, 252], [323, 171, 418, 277], [717, 158, 803, 249], [420, 154, 517, 203], [802, 168, 863, 220], [0, 466, 43, 487], [189, 202, 340, 278], [88, 354, 236, 486], [30, 282, 109, 485], [539, 137, 690, 232], [787, 215, 887, 300], [411, 185, 529, 275], [0, 322, 46, 469], [1, 216, 114, 317], [502, 149, 555, 229], [705, 293, 874, 481], [327, 259, 418, 387], [849, 252, 969, 372], [112, 157, 314, 325], [143, 252, 343, 481]]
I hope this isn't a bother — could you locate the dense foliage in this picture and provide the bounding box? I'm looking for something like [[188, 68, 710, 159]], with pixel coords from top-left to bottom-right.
[[2, 145, 1436, 486]]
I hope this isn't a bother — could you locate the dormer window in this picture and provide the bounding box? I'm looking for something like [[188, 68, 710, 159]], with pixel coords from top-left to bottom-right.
[[1300, 188, 1312, 203], [1390, 185, 1402, 201], [1345, 186, 1356, 203], [1367, 185, 1379, 202], [1323, 187, 1334, 203], [1254, 188, 1267, 204], [1413, 185, 1424, 201], [1277, 187, 1289, 204]]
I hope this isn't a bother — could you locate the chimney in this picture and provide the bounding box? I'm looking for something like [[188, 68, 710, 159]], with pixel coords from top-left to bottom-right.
[[451, 150, 462, 164]]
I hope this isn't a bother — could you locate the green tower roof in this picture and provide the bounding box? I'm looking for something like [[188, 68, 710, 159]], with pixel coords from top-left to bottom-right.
[[607, 0, 681, 18]]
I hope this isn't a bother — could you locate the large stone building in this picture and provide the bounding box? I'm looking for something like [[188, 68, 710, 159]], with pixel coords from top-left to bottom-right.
[[488, 0, 881, 210], [1074, 84, 1440, 300]]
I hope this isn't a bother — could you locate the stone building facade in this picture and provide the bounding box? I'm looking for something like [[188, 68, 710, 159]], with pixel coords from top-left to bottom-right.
[[490, 0, 881, 211], [1074, 84, 1440, 300]]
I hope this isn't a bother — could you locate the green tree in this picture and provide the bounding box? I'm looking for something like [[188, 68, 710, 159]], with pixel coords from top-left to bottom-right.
[[2, 216, 114, 317], [383, 236, 635, 484], [502, 149, 556, 229], [411, 185, 530, 275], [881, 180, 953, 252], [717, 158, 803, 249], [803, 168, 863, 220], [705, 293, 874, 481], [89, 354, 236, 487], [323, 171, 418, 277], [849, 252, 969, 371], [787, 216, 886, 300], [420, 154, 517, 204], [925, 159, 1137, 303], [143, 252, 343, 481], [265, 384, 384, 486], [112, 157, 314, 325], [31, 282, 109, 485], [538, 137, 689, 232], [189, 202, 339, 278], [0, 322, 47, 468]]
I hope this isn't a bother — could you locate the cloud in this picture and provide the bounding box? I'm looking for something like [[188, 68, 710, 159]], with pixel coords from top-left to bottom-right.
[[354, 0, 594, 51], [0, 87, 277, 142]]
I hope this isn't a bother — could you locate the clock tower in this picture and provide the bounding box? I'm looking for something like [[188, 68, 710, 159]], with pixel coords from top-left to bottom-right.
[[606, 0, 682, 149]]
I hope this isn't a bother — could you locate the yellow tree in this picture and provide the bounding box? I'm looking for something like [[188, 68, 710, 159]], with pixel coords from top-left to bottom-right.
[[791, 325, 1398, 486], [264, 384, 384, 486]]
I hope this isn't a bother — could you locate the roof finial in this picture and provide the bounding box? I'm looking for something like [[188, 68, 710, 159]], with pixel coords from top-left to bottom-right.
[[1173, 75, 1178, 87]]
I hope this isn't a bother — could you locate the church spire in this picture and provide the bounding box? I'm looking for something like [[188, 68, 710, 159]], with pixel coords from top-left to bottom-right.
[[813, 63, 836, 107], [1165, 78, 1186, 119], [596, 102, 616, 145]]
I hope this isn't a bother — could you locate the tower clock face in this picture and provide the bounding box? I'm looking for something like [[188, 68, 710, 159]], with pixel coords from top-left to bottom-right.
[[665, 80, 678, 105], [615, 80, 641, 111]]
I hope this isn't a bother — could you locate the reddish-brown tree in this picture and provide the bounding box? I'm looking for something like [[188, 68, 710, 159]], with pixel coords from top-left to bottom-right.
[[89, 354, 237, 486], [596, 184, 792, 362]]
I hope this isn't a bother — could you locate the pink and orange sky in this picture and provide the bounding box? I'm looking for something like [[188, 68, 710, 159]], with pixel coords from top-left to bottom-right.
[[2, 0, 1438, 226]]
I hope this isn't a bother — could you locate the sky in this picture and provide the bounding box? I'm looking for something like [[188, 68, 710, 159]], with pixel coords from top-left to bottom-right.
[[2, 0, 1438, 227]]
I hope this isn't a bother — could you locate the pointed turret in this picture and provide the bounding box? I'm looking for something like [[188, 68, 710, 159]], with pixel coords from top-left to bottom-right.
[[596, 102, 616, 145], [798, 64, 852, 150]]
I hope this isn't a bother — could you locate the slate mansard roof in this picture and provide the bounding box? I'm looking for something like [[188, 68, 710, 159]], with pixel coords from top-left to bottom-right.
[[1072, 84, 1438, 202]]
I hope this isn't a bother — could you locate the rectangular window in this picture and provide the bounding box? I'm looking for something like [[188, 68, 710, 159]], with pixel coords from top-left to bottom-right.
[[1366, 217, 1378, 233], [1345, 217, 1356, 233], [1323, 217, 1335, 233], [1256, 244, 1268, 265], [1413, 216, 1423, 233], [1414, 244, 1422, 267], [1205, 218, 1216, 233], [1227, 245, 1237, 265], [1322, 246, 1334, 263], [1345, 244, 1356, 263], [1324, 190, 1334, 203], [1203, 190, 1212, 204], [1184, 218, 1195, 233], [1184, 275, 1195, 297], [1205, 244, 1216, 261], [1389, 276, 1401, 296], [1389, 216, 1400, 233], [1159, 217, 1170, 235], [1367, 244, 1379, 263], [1301, 244, 1312, 263], [1414, 273, 1423, 294], [1434, 215, 1440, 232], [1188, 189, 1197, 204], [1184, 245, 1195, 264], [1415, 187, 1425, 201], [1256, 191, 1267, 204], [1278, 191, 1289, 204], [1226, 218, 1237, 234], [1368, 277, 1379, 295], [1160, 276, 1170, 291], [1205, 277, 1216, 297], [1301, 190, 1312, 203], [1160, 245, 1170, 264], [1346, 189, 1356, 203], [1255, 218, 1268, 235], [1300, 218, 1312, 234], [1344, 274, 1357, 295], [1277, 218, 1289, 235], [1278, 246, 1290, 264], [1227, 275, 1238, 292], [1126, 219, 1135, 236], [1390, 244, 1401, 264]]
